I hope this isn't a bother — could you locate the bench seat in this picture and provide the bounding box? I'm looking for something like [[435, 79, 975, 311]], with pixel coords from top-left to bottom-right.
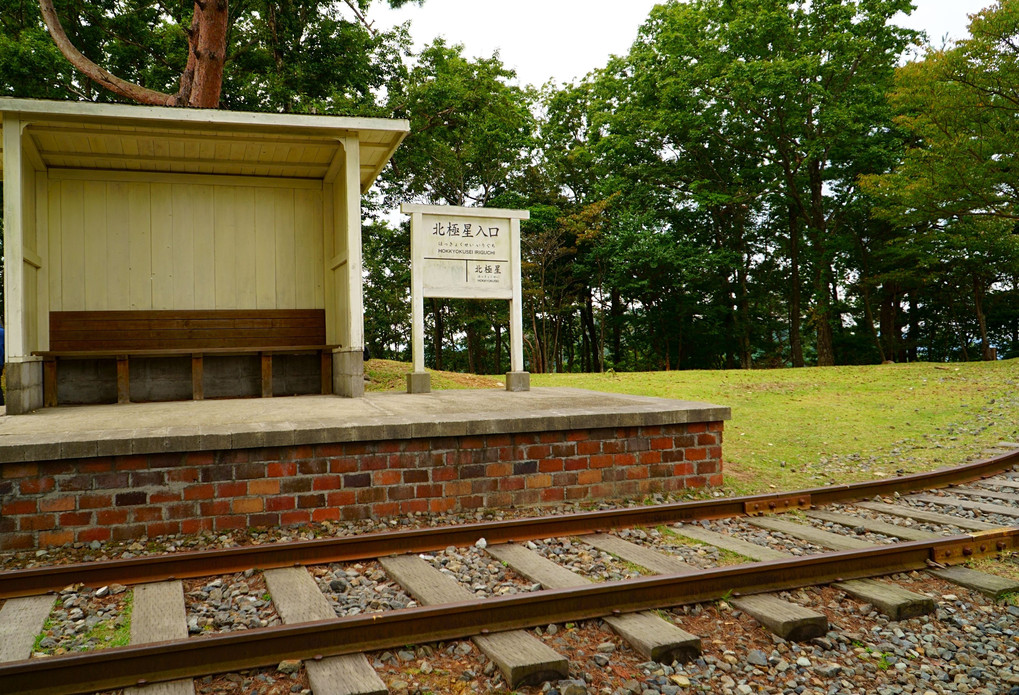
[[33, 310, 337, 406]]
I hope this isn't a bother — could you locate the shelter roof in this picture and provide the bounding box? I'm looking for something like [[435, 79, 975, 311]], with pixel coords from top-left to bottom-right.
[[0, 98, 409, 192]]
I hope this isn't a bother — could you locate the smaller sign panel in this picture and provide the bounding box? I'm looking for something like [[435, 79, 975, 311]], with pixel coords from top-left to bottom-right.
[[420, 214, 513, 299]]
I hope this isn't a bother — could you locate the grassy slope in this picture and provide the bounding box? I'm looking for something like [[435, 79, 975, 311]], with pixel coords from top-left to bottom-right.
[[531, 361, 1019, 494]]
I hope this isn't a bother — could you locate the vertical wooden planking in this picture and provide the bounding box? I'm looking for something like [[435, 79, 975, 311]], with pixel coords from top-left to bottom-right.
[[234, 186, 257, 309], [47, 179, 62, 312], [171, 183, 196, 309], [128, 183, 152, 310], [192, 184, 216, 309], [36, 174, 50, 348], [254, 187, 277, 309], [82, 181, 108, 310], [106, 181, 131, 309], [213, 186, 237, 308], [310, 188, 324, 309], [60, 179, 86, 311], [294, 188, 320, 308], [321, 182, 337, 344], [149, 183, 174, 309], [274, 187, 296, 308]]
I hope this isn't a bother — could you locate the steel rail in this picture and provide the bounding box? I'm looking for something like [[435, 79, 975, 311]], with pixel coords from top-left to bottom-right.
[[2, 528, 1017, 695], [2, 448, 1016, 599]]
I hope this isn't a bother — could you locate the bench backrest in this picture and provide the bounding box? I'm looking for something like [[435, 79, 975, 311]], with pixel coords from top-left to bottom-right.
[[49, 310, 327, 352]]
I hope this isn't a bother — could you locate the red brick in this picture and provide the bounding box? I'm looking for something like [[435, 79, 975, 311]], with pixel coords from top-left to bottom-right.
[[563, 457, 587, 471], [78, 494, 113, 510], [37, 497, 74, 514], [696, 433, 718, 446], [329, 458, 360, 474], [388, 485, 415, 501], [315, 443, 346, 458], [2, 499, 37, 515], [250, 479, 281, 495], [76, 527, 111, 543], [2, 462, 38, 478], [577, 441, 601, 456], [232, 498, 264, 514], [372, 502, 400, 517], [19, 477, 55, 495], [184, 484, 215, 500], [185, 451, 217, 466], [326, 491, 355, 506], [684, 475, 707, 488], [577, 470, 602, 485], [589, 454, 614, 469], [461, 495, 485, 509], [626, 466, 650, 480], [249, 513, 281, 527], [222, 449, 251, 464], [485, 492, 513, 507], [552, 472, 577, 487], [686, 448, 707, 461], [687, 423, 708, 434], [147, 521, 181, 537], [650, 437, 673, 450], [673, 462, 694, 476], [150, 491, 182, 504], [602, 440, 625, 454], [39, 529, 74, 547], [707, 473, 724, 486], [429, 498, 456, 513], [708, 421, 724, 432], [612, 453, 637, 466], [444, 481, 472, 496], [541, 487, 565, 502], [95, 472, 131, 489], [566, 430, 589, 442], [499, 477, 525, 491], [166, 502, 197, 520], [485, 462, 512, 477], [287, 445, 315, 461], [267, 462, 297, 477], [281, 510, 312, 525], [133, 506, 163, 522], [216, 481, 247, 497], [20, 514, 56, 531], [526, 474, 552, 489], [639, 450, 662, 465], [312, 508, 341, 522], [432, 466, 457, 482], [403, 469, 429, 483], [525, 444, 551, 459], [114, 455, 149, 471], [400, 499, 429, 514], [167, 468, 199, 483], [80, 459, 113, 473], [538, 459, 563, 473], [181, 518, 214, 534], [200, 500, 231, 516], [60, 511, 92, 526], [97, 509, 129, 525], [374, 470, 401, 486], [340, 505, 370, 521], [0, 533, 34, 550], [267, 495, 297, 511], [215, 516, 247, 531], [470, 479, 498, 494], [298, 493, 327, 508], [695, 460, 721, 475], [379, 441, 402, 454]]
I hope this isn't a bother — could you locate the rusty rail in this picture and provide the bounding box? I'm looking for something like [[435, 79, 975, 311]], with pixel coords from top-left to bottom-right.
[[2, 528, 1017, 695], [1, 448, 1017, 599]]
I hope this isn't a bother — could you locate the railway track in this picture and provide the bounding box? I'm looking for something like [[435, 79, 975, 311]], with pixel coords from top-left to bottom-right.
[[1, 444, 1019, 695]]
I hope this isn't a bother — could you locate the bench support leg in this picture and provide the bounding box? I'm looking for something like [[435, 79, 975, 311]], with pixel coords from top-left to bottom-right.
[[43, 359, 58, 407], [192, 356, 204, 400], [116, 356, 130, 404], [321, 351, 332, 395], [261, 353, 273, 398]]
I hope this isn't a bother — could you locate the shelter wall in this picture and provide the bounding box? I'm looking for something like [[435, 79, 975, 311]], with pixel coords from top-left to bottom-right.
[[44, 171, 325, 323]]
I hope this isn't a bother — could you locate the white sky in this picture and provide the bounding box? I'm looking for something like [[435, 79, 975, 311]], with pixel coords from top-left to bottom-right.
[[369, 0, 995, 88]]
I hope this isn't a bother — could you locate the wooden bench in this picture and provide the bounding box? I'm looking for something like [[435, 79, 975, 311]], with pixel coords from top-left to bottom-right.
[[33, 310, 336, 406]]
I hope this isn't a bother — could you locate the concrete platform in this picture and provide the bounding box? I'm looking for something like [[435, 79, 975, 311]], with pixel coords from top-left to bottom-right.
[[0, 388, 730, 463], [0, 388, 731, 550]]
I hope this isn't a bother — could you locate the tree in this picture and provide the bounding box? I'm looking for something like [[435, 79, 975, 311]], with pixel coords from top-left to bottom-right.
[[17, 0, 417, 108]]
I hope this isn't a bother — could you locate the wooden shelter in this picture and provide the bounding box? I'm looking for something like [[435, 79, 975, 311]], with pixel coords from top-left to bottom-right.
[[0, 98, 408, 414]]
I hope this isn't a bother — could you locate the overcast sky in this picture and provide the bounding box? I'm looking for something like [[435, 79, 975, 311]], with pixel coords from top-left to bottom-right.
[[370, 0, 995, 88]]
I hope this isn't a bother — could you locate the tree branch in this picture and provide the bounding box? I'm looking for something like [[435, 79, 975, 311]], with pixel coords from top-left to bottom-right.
[[342, 0, 378, 37], [38, 0, 179, 105]]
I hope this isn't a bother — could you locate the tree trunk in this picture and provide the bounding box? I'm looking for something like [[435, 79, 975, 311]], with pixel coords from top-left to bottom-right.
[[39, 0, 228, 108], [807, 160, 835, 367], [861, 283, 885, 363], [972, 275, 992, 360], [788, 203, 805, 368]]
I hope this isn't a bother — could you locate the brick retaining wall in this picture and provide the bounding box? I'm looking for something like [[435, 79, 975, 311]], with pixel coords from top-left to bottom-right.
[[0, 422, 723, 550]]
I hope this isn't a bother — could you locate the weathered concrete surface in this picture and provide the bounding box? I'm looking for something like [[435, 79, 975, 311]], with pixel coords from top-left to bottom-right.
[[0, 387, 730, 463]]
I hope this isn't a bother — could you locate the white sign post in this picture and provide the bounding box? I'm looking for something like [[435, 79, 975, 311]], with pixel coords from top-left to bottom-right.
[[401, 203, 530, 393]]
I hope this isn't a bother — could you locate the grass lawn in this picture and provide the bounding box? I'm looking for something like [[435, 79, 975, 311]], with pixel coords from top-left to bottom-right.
[[367, 358, 1019, 496]]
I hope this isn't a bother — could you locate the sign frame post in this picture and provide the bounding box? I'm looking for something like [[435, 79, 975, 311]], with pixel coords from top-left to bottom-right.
[[401, 203, 530, 393]]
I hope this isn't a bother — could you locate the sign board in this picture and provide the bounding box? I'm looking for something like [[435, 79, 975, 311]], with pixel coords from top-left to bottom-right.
[[401, 203, 530, 392]]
